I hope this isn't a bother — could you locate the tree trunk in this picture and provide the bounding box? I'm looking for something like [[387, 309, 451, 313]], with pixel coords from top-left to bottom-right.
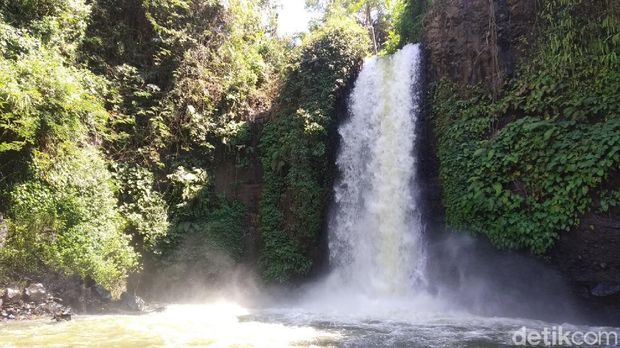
[[366, 3, 378, 54]]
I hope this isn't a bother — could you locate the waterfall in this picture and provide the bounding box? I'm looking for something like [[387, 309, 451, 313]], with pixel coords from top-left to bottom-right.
[[328, 43, 425, 296]]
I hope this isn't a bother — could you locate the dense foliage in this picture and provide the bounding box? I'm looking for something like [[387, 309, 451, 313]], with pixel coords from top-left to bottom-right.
[[383, 0, 429, 53], [5, 148, 137, 295], [0, 0, 375, 291], [306, 0, 429, 53], [432, 0, 620, 253], [259, 17, 368, 282], [3, 0, 614, 295], [0, 2, 138, 293]]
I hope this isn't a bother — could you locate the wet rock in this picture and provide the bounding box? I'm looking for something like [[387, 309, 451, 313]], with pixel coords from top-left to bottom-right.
[[152, 305, 166, 313], [591, 283, 620, 297], [0, 280, 77, 321], [424, 0, 538, 94], [3, 286, 22, 304], [25, 283, 48, 303], [52, 308, 72, 322], [120, 292, 146, 312]]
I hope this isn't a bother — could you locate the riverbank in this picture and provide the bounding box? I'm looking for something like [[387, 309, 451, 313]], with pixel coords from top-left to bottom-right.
[[0, 278, 162, 322], [1, 282, 72, 322]]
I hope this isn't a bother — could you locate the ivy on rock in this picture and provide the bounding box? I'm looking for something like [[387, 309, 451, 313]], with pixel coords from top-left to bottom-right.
[[259, 17, 369, 282], [432, 0, 620, 253]]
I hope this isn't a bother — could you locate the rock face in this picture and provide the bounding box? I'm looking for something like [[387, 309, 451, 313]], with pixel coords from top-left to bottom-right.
[[424, 0, 538, 94], [549, 209, 620, 322], [550, 213, 620, 285], [93, 284, 112, 302], [25, 283, 48, 303], [4, 286, 22, 304], [423, 0, 620, 324], [120, 292, 146, 312], [591, 283, 620, 298], [1, 283, 71, 321], [212, 122, 264, 263]]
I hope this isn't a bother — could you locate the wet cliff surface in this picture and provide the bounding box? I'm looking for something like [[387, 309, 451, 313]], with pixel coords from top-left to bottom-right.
[[423, 0, 620, 323]]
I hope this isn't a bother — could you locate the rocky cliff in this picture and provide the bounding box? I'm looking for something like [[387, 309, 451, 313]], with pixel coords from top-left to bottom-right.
[[425, 0, 538, 93], [423, 0, 620, 321]]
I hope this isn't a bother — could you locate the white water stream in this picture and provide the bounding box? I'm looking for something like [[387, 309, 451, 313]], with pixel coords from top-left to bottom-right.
[[328, 43, 425, 296]]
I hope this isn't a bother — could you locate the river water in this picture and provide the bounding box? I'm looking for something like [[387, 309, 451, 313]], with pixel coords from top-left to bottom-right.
[[2, 302, 618, 347]]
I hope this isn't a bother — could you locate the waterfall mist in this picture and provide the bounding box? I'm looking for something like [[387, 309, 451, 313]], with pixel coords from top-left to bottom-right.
[[295, 43, 583, 325], [144, 43, 584, 326]]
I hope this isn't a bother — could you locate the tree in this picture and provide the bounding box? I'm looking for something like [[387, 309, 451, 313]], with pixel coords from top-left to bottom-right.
[[306, 0, 395, 52]]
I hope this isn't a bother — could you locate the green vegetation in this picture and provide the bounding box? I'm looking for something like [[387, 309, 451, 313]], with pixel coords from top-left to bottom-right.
[[0, 0, 377, 291], [113, 164, 169, 253], [3, 0, 614, 293], [0, 2, 136, 294], [432, 0, 620, 253], [259, 17, 369, 282], [306, 0, 429, 53], [383, 0, 429, 53], [5, 148, 137, 296], [1, 0, 614, 295]]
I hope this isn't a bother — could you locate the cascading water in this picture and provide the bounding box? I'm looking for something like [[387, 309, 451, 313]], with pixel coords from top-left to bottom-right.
[[328, 43, 426, 296]]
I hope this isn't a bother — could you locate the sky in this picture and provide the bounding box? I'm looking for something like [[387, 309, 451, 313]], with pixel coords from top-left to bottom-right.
[[276, 0, 318, 36]]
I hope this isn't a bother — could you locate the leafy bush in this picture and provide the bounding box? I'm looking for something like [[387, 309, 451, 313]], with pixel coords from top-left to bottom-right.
[[0, 29, 107, 155], [1, 147, 138, 295], [162, 165, 245, 259], [0, 10, 139, 294], [0, 0, 69, 26], [166, 166, 209, 209], [0, 0, 91, 60], [258, 17, 369, 282], [172, 198, 246, 261], [114, 164, 170, 253], [150, 197, 246, 293], [157, 0, 284, 157], [599, 190, 620, 214]]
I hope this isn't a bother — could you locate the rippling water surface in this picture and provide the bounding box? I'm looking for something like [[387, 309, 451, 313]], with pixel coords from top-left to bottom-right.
[[2, 302, 617, 347]]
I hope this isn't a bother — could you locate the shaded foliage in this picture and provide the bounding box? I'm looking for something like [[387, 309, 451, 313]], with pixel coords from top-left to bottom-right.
[[259, 17, 368, 282], [383, 0, 429, 53]]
